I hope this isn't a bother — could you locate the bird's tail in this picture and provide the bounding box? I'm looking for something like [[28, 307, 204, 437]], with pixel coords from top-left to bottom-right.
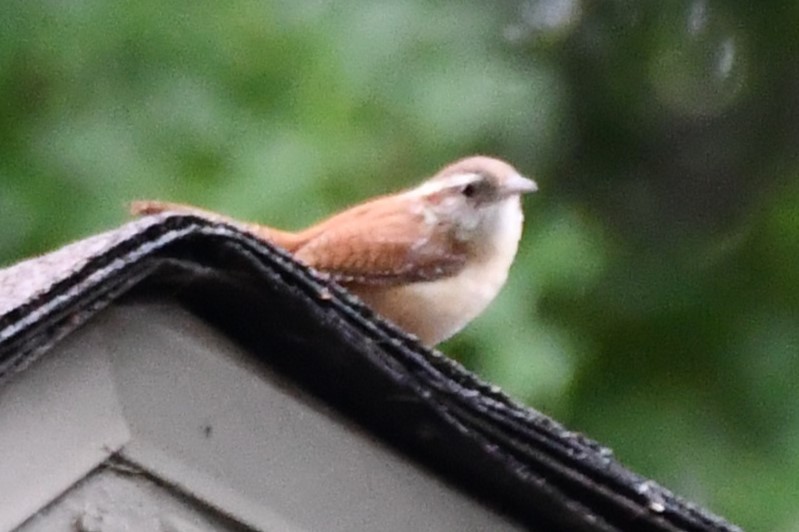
[[129, 200, 303, 250]]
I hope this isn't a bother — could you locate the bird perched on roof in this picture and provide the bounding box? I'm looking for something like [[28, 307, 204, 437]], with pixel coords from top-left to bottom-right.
[[132, 156, 536, 346]]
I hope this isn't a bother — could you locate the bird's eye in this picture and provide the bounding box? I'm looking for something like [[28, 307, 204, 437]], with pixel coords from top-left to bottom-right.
[[462, 183, 477, 198]]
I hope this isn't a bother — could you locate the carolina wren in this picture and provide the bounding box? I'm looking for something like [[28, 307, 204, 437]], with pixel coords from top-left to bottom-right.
[[131, 156, 537, 345]]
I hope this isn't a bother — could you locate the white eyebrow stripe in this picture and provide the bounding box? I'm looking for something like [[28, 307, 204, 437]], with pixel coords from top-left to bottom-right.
[[407, 172, 481, 197]]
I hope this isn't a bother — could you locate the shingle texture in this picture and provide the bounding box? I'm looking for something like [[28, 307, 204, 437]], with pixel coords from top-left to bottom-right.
[[0, 214, 741, 532]]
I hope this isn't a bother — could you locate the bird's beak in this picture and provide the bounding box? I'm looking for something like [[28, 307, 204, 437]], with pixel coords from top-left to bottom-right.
[[505, 173, 538, 196]]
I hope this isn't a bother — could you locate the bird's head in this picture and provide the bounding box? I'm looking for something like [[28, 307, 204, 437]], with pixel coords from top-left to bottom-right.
[[409, 156, 537, 249]]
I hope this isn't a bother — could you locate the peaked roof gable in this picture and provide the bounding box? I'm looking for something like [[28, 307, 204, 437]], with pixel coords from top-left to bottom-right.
[[0, 215, 740, 531]]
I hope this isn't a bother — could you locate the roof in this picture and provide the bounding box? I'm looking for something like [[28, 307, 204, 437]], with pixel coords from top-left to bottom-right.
[[0, 214, 740, 532]]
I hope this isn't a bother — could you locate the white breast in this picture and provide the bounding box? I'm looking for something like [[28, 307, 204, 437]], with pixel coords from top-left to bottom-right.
[[353, 198, 524, 345]]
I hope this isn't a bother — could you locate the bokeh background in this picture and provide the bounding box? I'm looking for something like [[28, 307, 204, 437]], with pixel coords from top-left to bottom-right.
[[2, 1, 798, 529]]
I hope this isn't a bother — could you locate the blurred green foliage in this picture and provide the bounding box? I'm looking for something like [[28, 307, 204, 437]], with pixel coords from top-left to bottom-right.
[[2, 0, 798, 529]]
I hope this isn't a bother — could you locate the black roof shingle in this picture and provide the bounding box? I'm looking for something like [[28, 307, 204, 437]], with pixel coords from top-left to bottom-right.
[[0, 214, 739, 532]]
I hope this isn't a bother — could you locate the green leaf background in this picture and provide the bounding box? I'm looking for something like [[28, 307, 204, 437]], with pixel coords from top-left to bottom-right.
[[2, 1, 798, 529]]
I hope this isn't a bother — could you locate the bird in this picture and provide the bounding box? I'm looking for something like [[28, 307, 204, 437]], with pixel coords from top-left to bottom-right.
[[131, 156, 537, 346]]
